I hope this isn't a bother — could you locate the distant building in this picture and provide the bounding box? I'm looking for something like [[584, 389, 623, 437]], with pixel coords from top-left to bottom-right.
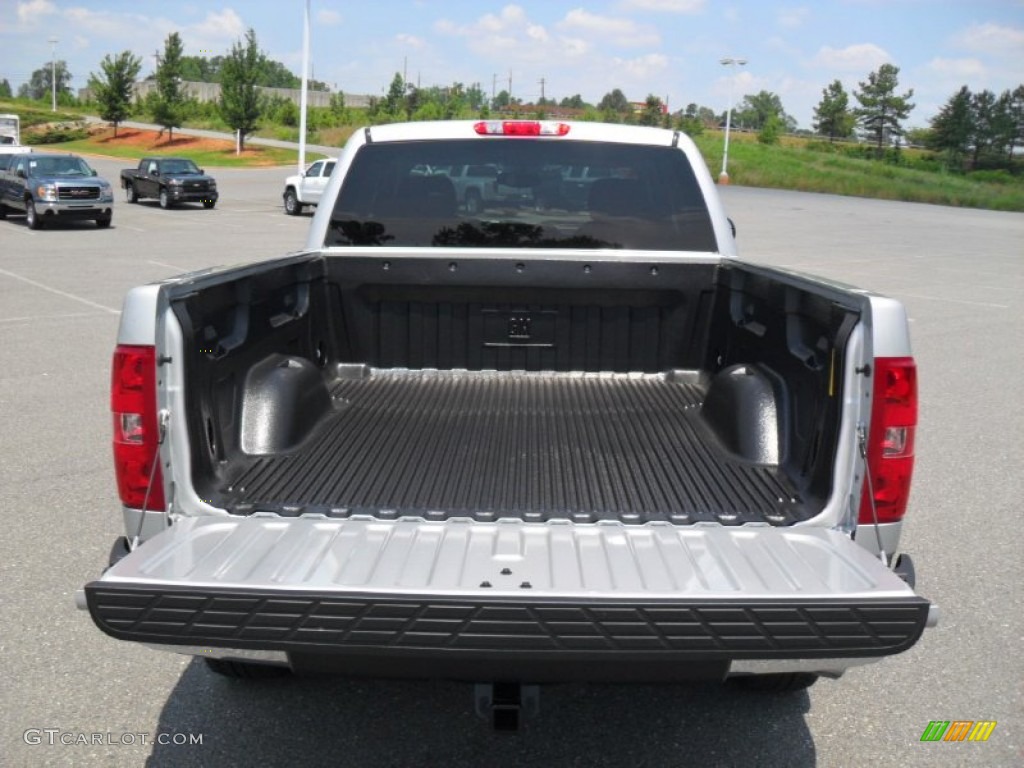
[[630, 101, 668, 115]]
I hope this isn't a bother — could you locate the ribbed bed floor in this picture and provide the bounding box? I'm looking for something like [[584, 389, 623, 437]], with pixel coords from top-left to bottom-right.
[[224, 370, 810, 525]]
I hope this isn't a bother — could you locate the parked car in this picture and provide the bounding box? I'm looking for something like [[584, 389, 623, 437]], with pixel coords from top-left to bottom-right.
[[121, 157, 218, 209], [282, 158, 335, 215], [0, 152, 113, 229], [0, 113, 33, 160]]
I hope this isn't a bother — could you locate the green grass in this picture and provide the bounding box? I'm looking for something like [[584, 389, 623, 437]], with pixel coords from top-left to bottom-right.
[[0, 98, 83, 128], [35, 134, 325, 168], [693, 132, 1024, 212]]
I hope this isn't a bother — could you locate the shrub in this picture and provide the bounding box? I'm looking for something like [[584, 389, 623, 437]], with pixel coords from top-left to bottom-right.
[[28, 121, 90, 143]]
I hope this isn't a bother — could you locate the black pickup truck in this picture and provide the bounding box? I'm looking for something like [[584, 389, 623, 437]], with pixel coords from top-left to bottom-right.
[[120, 157, 218, 209]]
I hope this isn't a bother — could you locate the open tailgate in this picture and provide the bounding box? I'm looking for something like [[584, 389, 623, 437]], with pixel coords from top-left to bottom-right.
[[83, 517, 932, 662]]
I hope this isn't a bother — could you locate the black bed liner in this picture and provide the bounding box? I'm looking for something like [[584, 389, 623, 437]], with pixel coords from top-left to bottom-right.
[[222, 369, 811, 524]]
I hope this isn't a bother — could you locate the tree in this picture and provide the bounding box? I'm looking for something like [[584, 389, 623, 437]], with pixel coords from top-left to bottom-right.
[[152, 32, 186, 141], [493, 89, 511, 109], [329, 91, 347, 123], [179, 54, 223, 83], [736, 91, 793, 131], [260, 59, 301, 89], [0, 79, 11, 98], [219, 28, 266, 151], [990, 90, 1017, 165], [638, 94, 665, 127], [383, 72, 406, 118], [1005, 85, 1024, 163], [758, 114, 782, 144], [813, 80, 854, 142], [17, 61, 73, 101], [968, 89, 998, 167], [89, 51, 142, 137], [854, 63, 915, 155], [597, 88, 630, 114], [928, 86, 972, 167], [560, 94, 586, 109]]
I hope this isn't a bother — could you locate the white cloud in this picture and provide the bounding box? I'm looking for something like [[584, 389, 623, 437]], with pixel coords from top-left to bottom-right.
[[558, 9, 660, 47], [435, 5, 553, 62], [926, 57, 985, 79], [559, 36, 590, 57], [811, 43, 891, 72], [396, 33, 426, 50], [62, 8, 163, 40], [955, 22, 1024, 54], [16, 0, 55, 24], [189, 9, 245, 42], [614, 52, 669, 79], [777, 7, 809, 29], [620, 0, 705, 12], [526, 24, 549, 43], [317, 9, 342, 26]]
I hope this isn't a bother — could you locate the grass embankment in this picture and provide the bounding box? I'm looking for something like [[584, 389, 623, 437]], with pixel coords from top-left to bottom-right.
[[0, 98, 83, 128], [694, 132, 1024, 212], [27, 126, 325, 167]]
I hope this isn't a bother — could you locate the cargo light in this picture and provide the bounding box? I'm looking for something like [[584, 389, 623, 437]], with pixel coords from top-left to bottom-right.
[[111, 345, 165, 510], [859, 356, 917, 525], [473, 121, 571, 137]]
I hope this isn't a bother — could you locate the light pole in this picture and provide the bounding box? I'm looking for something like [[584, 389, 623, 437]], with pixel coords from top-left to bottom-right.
[[47, 37, 59, 112], [718, 56, 746, 184], [298, 0, 310, 173]]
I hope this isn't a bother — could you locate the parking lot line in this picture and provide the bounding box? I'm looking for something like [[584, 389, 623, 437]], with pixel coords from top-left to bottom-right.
[[0, 266, 120, 314], [148, 259, 190, 271]]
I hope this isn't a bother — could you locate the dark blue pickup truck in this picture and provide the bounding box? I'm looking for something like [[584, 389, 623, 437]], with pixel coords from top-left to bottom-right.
[[0, 152, 114, 229], [121, 157, 218, 209]]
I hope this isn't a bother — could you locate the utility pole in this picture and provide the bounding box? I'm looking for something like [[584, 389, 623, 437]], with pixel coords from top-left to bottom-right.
[[538, 77, 545, 103], [492, 73, 496, 105], [508, 70, 512, 102]]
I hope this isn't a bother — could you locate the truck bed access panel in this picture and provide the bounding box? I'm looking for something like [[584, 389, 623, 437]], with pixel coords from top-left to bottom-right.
[[171, 255, 858, 528]]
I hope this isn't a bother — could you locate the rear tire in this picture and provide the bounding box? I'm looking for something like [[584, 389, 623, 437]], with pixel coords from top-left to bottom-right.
[[283, 188, 302, 215], [126, 183, 138, 203], [730, 673, 819, 693], [26, 199, 43, 229], [0, 203, 8, 219], [204, 658, 291, 680], [159, 188, 170, 209]]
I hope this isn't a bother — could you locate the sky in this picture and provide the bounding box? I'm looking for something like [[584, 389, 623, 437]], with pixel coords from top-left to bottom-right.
[[1, 0, 1022, 128]]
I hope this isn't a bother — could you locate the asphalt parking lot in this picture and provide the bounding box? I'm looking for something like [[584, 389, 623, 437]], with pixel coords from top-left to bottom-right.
[[0, 153, 1021, 767]]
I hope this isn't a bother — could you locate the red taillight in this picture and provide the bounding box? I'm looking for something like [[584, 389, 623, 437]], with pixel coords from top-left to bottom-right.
[[111, 345, 165, 510], [473, 120, 571, 136], [859, 357, 917, 525]]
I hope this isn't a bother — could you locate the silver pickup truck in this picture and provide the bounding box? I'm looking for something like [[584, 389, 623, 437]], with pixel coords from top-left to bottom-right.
[[80, 120, 934, 728], [0, 151, 114, 229]]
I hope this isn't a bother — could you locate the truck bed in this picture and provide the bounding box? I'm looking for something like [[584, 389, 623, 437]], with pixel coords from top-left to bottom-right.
[[222, 368, 809, 525]]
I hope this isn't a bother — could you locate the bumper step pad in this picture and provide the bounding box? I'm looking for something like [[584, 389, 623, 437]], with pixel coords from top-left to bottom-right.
[[87, 584, 929, 658]]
